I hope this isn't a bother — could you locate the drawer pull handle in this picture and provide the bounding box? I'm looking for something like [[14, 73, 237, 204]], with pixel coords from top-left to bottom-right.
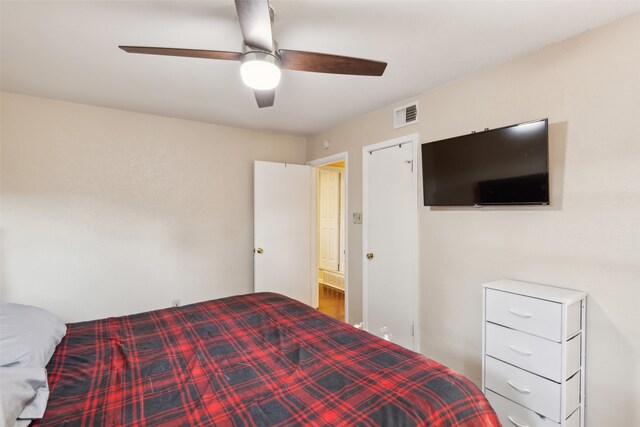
[[507, 416, 529, 427], [507, 380, 531, 394], [508, 308, 532, 318], [508, 344, 532, 356]]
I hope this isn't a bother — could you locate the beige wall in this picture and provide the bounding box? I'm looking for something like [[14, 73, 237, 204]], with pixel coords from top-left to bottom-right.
[[0, 92, 305, 322], [306, 13, 640, 426]]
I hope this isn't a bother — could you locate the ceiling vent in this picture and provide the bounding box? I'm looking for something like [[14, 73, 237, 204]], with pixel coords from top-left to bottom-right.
[[393, 102, 419, 129]]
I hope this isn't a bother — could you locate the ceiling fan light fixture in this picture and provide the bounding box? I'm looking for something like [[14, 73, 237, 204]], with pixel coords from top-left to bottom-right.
[[240, 51, 281, 90]]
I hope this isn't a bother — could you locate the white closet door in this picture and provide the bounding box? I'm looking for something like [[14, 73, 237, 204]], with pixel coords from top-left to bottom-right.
[[363, 136, 418, 350], [254, 161, 311, 305], [339, 171, 346, 273], [318, 169, 341, 272]]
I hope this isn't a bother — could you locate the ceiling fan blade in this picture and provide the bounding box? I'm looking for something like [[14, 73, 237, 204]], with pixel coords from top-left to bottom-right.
[[234, 0, 273, 52], [279, 49, 387, 76], [254, 89, 275, 108], [119, 46, 242, 61]]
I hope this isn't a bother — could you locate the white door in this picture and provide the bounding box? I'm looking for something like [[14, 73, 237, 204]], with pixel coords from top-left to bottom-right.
[[339, 171, 346, 273], [318, 169, 341, 272], [363, 135, 418, 350], [254, 161, 311, 305]]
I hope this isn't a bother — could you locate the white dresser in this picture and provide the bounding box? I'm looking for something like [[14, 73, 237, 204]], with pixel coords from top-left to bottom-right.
[[482, 279, 586, 427]]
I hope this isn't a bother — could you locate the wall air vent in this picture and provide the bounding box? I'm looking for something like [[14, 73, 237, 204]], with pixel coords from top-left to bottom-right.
[[393, 102, 419, 129]]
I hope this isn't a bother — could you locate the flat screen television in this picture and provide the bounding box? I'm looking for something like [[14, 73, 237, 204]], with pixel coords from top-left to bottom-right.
[[421, 119, 549, 206]]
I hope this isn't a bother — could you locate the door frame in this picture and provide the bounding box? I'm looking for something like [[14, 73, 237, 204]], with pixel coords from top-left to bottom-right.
[[362, 134, 419, 350], [307, 152, 349, 323]]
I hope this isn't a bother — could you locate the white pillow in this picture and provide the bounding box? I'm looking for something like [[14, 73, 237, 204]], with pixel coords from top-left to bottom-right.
[[0, 302, 67, 368], [0, 303, 67, 423], [0, 366, 48, 427]]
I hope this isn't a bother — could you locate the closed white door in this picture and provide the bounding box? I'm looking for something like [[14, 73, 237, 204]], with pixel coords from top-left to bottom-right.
[[339, 172, 346, 273], [363, 135, 418, 350], [318, 169, 341, 271], [254, 161, 311, 305]]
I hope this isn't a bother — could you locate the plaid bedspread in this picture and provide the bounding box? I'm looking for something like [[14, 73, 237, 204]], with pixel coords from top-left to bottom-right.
[[34, 293, 499, 426]]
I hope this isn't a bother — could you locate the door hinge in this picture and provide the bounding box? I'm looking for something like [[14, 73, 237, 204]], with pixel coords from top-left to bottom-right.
[[404, 159, 413, 172], [411, 322, 415, 337]]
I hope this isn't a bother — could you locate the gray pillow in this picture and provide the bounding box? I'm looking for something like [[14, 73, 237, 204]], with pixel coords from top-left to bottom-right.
[[0, 366, 48, 427], [0, 302, 67, 368], [0, 303, 67, 424]]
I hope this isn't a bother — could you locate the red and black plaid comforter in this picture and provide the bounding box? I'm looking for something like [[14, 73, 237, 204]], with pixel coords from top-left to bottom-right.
[[34, 293, 498, 426]]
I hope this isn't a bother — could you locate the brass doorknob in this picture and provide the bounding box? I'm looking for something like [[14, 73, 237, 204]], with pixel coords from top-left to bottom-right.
[[256, 247, 264, 254], [366, 252, 374, 260]]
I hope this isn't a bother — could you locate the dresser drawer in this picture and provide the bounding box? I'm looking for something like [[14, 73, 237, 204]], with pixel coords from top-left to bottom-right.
[[486, 289, 563, 341], [485, 356, 567, 422], [485, 390, 559, 427], [485, 323, 582, 382], [485, 323, 562, 381]]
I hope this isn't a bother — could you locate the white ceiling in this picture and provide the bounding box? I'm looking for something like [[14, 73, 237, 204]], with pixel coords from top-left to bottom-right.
[[2, 1, 639, 136]]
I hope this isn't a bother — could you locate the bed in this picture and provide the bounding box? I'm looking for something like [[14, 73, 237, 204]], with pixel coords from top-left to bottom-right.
[[30, 293, 498, 426]]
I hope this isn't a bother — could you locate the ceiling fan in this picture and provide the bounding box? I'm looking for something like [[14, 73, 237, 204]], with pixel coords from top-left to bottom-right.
[[119, 0, 387, 108]]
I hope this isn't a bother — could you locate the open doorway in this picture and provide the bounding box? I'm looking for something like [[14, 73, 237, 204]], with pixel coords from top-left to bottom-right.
[[308, 153, 348, 323], [316, 161, 345, 321]]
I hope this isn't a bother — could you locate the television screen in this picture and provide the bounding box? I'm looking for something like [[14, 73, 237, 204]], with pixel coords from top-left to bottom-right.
[[421, 119, 549, 206]]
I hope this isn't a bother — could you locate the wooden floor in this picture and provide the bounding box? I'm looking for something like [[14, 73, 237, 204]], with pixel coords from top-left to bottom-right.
[[317, 284, 345, 322]]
